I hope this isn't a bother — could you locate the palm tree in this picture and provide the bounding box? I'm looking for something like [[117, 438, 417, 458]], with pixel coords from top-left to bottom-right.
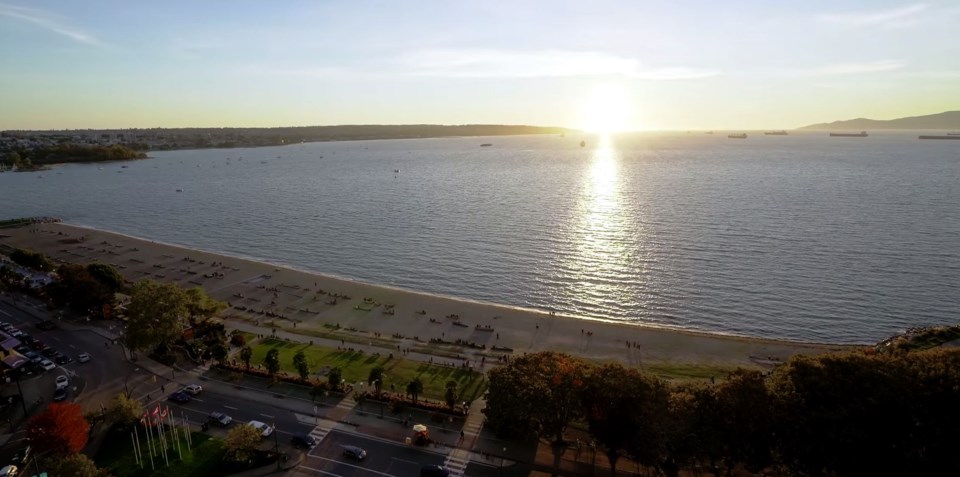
[[240, 345, 253, 370], [406, 378, 424, 404], [368, 367, 385, 396]]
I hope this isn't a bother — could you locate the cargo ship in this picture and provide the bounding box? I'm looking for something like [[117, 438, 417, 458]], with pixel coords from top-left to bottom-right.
[[918, 135, 960, 140], [829, 131, 868, 137], [728, 133, 747, 139], [764, 130, 788, 135]]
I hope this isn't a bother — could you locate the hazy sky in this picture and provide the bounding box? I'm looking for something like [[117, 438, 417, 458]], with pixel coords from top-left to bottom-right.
[[1, 1, 958, 130]]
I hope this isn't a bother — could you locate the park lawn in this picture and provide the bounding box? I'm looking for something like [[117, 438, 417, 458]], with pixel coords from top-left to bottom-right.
[[248, 338, 486, 401], [96, 430, 224, 477]]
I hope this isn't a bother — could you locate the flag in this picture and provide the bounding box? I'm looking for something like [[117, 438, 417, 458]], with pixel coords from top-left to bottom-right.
[[152, 405, 160, 416]]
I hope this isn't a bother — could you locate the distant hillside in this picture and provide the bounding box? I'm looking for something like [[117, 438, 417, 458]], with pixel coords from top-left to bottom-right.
[[800, 111, 960, 130]]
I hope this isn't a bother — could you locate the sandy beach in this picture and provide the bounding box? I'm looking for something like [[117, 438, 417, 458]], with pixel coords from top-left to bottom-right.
[[0, 223, 850, 371]]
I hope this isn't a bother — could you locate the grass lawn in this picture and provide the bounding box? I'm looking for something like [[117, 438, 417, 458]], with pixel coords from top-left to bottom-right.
[[644, 362, 746, 381], [247, 339, 487, 402], [96, 429, 225, 477]]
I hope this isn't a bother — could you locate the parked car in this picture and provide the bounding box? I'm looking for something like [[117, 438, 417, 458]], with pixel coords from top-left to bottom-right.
[[39, 359, 56, 371], [52, 388, 67, 402], [23, 351, 42, 364], [54, 354, 73, 365], [291, 433, 316, 449], [168, 391, 191, 404], [40, 348, 56, 358], [247, 420, 273, 438], [208, 412, 233, 427], [77, 352, 91, 363], [0, 464, 17, 476], [420, 465, 450, 477], [341, 445, 367, 460], [8, 329, 23, 338], [183, 384, 202, 395], [55, 375, 69, 390], [36, 320, 57, 331]]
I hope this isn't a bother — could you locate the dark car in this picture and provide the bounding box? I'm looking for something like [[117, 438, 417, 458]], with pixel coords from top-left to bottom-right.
[[52, 388, 68, 402], [55, 354, 73, 365], [168, 391, 191, 403], [208, 412, 233, 427], [36, 320, 58, 331], [341, 445, 366, 460], [41, 348, 57, 358], [420, 465, 450, 477], [291, 433, 316, 449]]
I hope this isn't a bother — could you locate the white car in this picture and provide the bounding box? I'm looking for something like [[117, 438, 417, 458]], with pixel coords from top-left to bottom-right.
[[77, 352, 91, 363], [8, 329, 23, 337], [55, 375, 69, 390], [183, 384, 202, 395], [248, 420, 273, 438], [0, 464, 18, 476], [39, 359, 56, 371]]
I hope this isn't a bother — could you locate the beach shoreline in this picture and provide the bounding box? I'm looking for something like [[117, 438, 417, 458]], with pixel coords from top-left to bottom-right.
[[0, 223, 853, 370]]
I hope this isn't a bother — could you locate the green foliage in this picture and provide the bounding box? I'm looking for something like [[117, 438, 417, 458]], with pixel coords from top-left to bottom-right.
[[123, 279, 188, 352], [444, 380, 458, 408], [45, 452, 113, 477], [47, 263, 114, 315], [27, 144, 147, 165], [211, 342, 228, 364], [224, 424, 263, 464], [327, 367, 342, 388], [368, 366, 385, 395], [10, 247, 54, 271], [184, 287, 227, 324], [406, 378, 424, 403], [86, 262, 126, 293], [106, 393, 143, 429], [239, 345, 253, 370], [263, 348, 280, 378], [293, 350, 310, 380]]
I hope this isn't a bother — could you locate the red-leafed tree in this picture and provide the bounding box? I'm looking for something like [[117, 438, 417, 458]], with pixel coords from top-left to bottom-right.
[[26, 402, 90, 454]]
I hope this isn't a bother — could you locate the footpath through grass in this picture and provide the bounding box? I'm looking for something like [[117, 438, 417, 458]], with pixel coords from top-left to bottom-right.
[[247, 338, 487, 402]]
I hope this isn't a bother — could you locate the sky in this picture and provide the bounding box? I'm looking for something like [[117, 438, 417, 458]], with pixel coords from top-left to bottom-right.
[[1, 0, 959, 131]]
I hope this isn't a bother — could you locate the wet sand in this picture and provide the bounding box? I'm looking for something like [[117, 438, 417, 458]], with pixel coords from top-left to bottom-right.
[[0, 223, 850, 370]]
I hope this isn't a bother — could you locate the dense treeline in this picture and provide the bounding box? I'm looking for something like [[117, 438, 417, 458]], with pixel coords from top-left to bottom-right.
[[9, 248, 54, 271], [24, 144, 147, 165], [484, 349, 960, 476]]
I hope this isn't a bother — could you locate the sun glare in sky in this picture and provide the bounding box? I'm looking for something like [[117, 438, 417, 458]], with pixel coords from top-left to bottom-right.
[[579, 84, 634, 133]]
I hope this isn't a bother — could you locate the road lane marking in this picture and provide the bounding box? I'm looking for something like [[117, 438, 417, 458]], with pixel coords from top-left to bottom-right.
[[191, 398, 204, 403], [224, 405, 238, 410], [260, 413, 275, 418], [391, 457, 419, 465], [0, 309, 11, 317]]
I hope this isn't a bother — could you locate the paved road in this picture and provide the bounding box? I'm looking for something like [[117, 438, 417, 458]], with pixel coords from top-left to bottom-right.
[[294, 429, 449, 477]]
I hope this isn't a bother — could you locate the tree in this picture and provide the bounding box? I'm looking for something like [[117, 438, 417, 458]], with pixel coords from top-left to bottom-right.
[[406, 378, 424, 404], [10, 248, 54, 271], [211, 342, 229, 364], [581, 364, 669, 477], [368, 366, 385, 396], [328, 367, 343, 389], [5, 151, 22, 168], [263, 348, 281, 379], [484, 351, 587, 442], [86, 262, 126, 293], [293, 350, 310, 381], [43, 452, 113, 477], [240, 345, 253, 370], [225, 423, 264, 464], [184, 287, 227, 325], [445, 380, 458, 409], [123, 279, 188, 353], [106, 393, 143, 430], [46, 264, 113, 315], [711, 369, 774, 474], [26, 402, 90, 454]]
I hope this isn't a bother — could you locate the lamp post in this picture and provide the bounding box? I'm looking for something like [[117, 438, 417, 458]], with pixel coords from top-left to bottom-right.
[[274, 421, 280, 470], [374, 379, 384, 418], [124, 368, 140, 397]]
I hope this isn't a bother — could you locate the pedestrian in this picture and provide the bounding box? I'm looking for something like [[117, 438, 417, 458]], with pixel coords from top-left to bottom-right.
[[161, 385, 165, 392], [460, 430, 465, 441]]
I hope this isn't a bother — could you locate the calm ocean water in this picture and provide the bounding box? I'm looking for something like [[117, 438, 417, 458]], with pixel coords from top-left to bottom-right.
[[3, 132, 959, 343]]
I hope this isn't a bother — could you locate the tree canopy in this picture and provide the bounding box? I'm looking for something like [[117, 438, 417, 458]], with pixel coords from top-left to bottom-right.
[[224, 424, 264, 464], [123, 279, 188, 352], [263, 348, 281, 378], [293, 350, 310, 381], [26, 402, 90, 454]]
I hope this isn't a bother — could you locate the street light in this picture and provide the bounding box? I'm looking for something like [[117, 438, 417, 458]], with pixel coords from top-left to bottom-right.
[[124, 368, 140, 397], [373, 379, 384, 418]]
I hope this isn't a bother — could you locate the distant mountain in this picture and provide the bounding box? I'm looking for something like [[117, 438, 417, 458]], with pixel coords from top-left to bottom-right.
[[800, 111, 960, 130]]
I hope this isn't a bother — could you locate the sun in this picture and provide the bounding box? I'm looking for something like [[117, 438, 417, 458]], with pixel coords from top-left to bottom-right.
[[579, 83, 632, 134]]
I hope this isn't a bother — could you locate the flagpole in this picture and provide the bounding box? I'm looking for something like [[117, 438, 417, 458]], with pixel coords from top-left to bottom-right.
[[143, 418, 155, 469], [134, 426, 145, 469], [131, 433, 140, 468], [183, 412, 192, 450]]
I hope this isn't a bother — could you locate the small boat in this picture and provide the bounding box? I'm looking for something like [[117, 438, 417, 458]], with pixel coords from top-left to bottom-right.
[[176, 188, 183, 192], [829, 131, 868, 137], [764, 130, 788, 135], [480, 143, 492, 147], [918, 135, 960, 140], [121, 165, 129, 168], [393, 169, 400, 173], [728, 133, 748, 139], [580, 140, 586, 147]]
